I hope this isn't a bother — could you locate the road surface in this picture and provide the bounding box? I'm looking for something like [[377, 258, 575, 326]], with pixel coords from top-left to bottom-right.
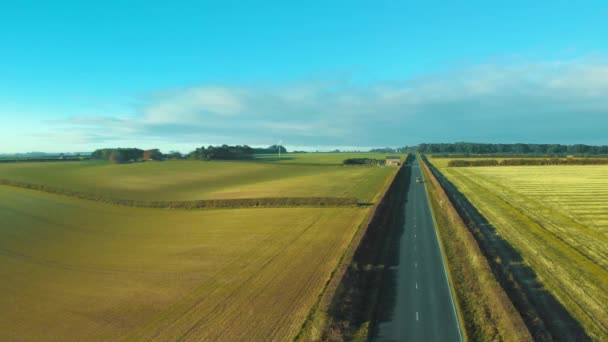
[[371, 156, 462, 341]]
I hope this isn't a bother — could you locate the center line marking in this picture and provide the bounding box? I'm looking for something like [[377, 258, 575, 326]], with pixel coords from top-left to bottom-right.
[[416, 312, 419, 321], [416, 282, 418, 289]]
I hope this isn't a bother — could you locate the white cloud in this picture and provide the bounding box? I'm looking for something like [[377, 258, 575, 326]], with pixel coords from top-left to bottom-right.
[[18, 57, 608, 152]]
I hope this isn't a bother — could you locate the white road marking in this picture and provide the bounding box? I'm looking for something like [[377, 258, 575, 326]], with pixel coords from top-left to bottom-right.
[[414, 262, 417, 268], [416, 282, 418, 290], [416, 311, 419, 321]]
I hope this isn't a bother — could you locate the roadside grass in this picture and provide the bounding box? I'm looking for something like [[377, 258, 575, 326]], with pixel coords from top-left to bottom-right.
[[0, 159, 397, 203], [0, 185, 369, 341], [420, 159, 532, 341], [429, 157, 608, 340]]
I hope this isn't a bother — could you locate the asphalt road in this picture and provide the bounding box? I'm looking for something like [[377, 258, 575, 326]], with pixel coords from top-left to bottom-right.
[[371, 156, 462, 341]]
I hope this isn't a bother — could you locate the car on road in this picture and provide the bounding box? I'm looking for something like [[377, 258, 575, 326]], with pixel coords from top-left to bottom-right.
[[416, 177, 422, 183]]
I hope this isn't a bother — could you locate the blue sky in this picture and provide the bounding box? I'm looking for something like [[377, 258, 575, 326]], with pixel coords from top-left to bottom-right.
[[1, 1, 607, 152]]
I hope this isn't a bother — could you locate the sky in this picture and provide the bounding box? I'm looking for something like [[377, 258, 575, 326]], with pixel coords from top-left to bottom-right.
[[1, 1, 607, 153]]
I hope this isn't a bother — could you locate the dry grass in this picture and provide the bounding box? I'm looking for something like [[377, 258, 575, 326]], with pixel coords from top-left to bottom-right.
[[0, 186, 369, 341], [429, 157, 608, 340]]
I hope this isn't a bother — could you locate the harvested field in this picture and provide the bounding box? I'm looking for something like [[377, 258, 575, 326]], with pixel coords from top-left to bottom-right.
[[429, 157, 608, 340], [0, 185, 370, 341]]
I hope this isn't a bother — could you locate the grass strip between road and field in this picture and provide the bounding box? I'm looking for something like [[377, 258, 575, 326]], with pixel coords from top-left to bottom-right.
[[420, 156, 533, 341], [0, 179, 359, 209], [295, 155, 410, 341]]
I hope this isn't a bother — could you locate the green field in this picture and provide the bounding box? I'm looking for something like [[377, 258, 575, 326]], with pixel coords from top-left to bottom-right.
[[0, 186, 372, 341], [429, 157, 608, 339], [0, 158, 398, 203]]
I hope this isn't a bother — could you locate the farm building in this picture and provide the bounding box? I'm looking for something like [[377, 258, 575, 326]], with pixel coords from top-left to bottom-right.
[[385, 156, 401, 166]]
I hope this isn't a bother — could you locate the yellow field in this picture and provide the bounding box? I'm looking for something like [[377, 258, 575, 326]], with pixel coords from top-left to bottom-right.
[[430, 158, 608, 339], [0, 185, 370, 341]]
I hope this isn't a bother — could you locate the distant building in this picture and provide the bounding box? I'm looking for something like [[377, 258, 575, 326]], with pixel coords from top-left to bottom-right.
[[385, 156, 401, 166]]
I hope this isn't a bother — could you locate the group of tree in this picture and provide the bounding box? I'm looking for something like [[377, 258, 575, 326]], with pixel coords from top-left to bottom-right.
[[419, 142, 608, 156], [343, 158, 385, 165], [91, 145, 290, 163], [92, 148, 145, 163], [187, 145, 256, 160], [188, 144, 290, 160], [92, 148, 165, 163], [448, 158, 608, 167], [369, 146, 409, 153]]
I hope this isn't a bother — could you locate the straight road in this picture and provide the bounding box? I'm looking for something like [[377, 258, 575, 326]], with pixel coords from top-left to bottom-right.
[[371, 156, 462, 341]]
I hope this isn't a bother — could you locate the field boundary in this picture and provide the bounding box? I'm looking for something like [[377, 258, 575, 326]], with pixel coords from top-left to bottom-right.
[[295, 154, 412, 341], [0, 179, 359, 209], [422, 155, 590, 341]]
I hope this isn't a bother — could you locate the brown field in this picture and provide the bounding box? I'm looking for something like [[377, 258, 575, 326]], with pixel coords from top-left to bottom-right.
[[0, 184, 373, 341]]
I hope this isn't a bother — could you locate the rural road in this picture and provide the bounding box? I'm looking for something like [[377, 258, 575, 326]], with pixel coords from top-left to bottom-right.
[[371, 156, 462, 341]]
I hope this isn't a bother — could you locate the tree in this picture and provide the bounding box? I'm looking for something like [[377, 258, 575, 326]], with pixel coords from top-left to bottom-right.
[[143, 149, 162, 160]]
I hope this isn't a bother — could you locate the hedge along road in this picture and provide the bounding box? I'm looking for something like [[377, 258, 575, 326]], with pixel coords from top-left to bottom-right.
[[371, 155, 462, 341]]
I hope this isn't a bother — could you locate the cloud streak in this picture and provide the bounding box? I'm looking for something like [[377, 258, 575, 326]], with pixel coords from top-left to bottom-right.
[[43, 58, 608, 151]]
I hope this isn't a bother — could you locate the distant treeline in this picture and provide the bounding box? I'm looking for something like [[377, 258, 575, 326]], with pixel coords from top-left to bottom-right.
[[0, 178, 359, 208], [89, 145, 290, 163], [0, 157, 87, 163], [448, 158, 608, 167], [419, 142, 608, 155], [92, 148, 145, 163], [369, 146, 409, 153], [188, 144, 289, 161], [188, 145, 255, 160], [343, 158, 385, 165]]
